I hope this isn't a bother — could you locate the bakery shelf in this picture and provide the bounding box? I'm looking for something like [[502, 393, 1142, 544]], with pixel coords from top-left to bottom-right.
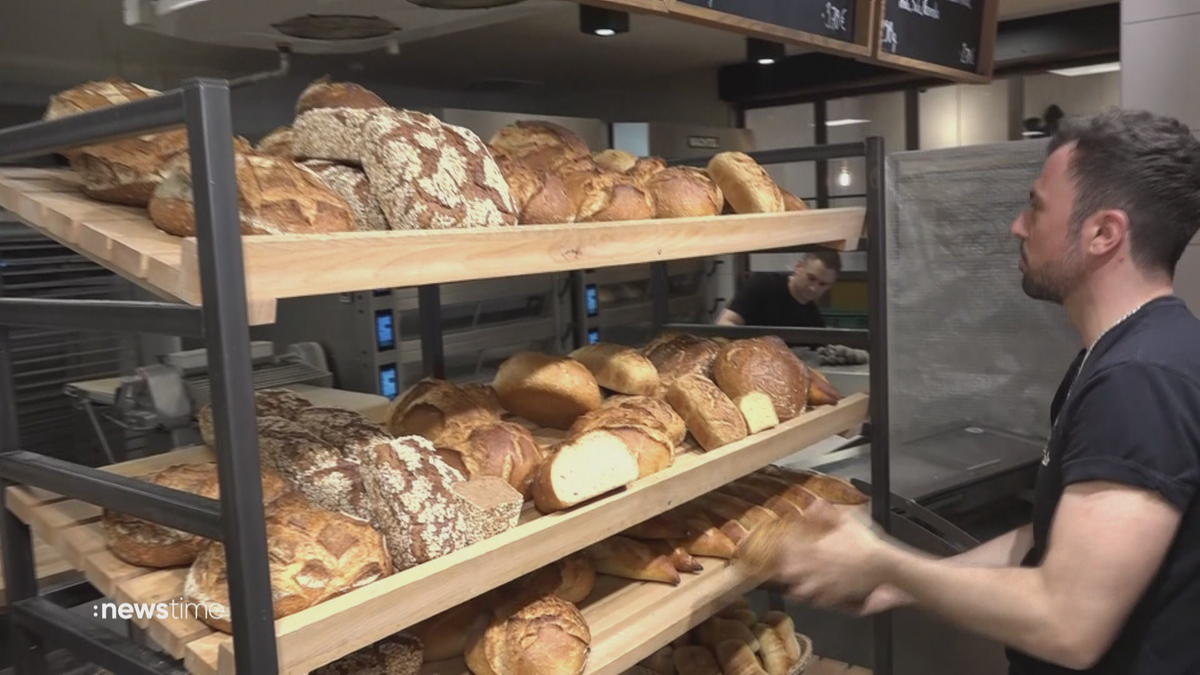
[[3, 394, 866, 675], [0, 167, 865, 327]]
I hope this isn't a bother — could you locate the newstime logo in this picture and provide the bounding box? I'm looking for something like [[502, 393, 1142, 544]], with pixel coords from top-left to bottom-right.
[[94, 600, 227, 622]]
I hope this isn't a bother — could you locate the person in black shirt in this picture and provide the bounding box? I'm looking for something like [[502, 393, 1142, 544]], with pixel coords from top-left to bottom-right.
[[750, 110, 1200, 674], [715, 251, 840, 328]]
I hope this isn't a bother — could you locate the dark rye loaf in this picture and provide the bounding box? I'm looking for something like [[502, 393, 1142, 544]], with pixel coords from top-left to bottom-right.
[[292, 78, 389, 164]]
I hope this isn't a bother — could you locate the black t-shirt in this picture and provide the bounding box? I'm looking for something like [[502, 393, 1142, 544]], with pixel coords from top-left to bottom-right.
[[1007, 296, 1200, 675], [725, 272, 826, 328]]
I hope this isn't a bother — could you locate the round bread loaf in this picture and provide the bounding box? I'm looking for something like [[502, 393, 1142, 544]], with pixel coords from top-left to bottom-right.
[[592, 149, 637, 173], [255, 126, 295, 158], [575, 174, 655, 223], [302, 160, 388, 231], [435, 420, 544, 498], [184, 493, 392, 633], [102, 462, 290, 568], [494, 352, 603, 430], [489, 121, 591, 173], [148, 152, 357, 237], [385, 378, 502, 442], [362, 109, 518, 230], [292, 77, 389, 164], [706, 152, 785, 214], [494, 154, 575, 225], [465, 594, 591, 675], [645, 167, 724, 219], [712, 337, 812, 422], [197, 387, 314, 449], [312, 632, 423, 675]]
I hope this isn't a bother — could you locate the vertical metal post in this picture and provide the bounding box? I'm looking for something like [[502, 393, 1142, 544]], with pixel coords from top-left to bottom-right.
[[814, 100, 830, 209], [182, 78, 278, 675], [418, 285, 446, 379], [865, 136, 892, 675], [568, 271, 588, 349], [650, 263, 670, 331]]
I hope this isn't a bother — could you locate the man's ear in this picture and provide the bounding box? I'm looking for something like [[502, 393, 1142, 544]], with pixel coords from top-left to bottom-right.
[[1088, 209, 1130, 257]]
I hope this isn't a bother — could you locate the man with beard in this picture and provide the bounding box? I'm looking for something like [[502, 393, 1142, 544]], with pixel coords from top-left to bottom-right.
[[716, 251, 840, 328], [747, 110, 1200, 674]]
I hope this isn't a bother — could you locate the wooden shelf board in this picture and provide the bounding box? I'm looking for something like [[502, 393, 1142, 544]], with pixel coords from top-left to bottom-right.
[[0, 168, 864, 327]]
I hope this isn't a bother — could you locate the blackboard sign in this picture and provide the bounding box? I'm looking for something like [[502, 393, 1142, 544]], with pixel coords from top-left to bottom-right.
[[676, 0, 859, 44], [877, 0, 986, 73]]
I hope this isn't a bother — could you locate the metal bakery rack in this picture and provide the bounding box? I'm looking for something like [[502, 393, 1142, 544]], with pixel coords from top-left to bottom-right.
[[0, 79, 890, 674]]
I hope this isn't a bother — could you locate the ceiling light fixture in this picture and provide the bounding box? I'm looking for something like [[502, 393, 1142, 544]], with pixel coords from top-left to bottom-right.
[[580, 6, 629, 37], [1047, 61, 1121, 77], [747, 38, 785, 65]]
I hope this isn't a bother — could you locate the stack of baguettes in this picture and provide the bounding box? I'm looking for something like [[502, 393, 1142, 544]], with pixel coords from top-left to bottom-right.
[[42, 76, 812, 240]]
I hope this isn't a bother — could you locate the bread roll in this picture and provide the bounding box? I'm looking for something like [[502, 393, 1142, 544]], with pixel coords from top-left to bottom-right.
[[714, 640, 768, 675], [665, 375, 748, 452], [385, 378, 502, 442], [761, 612, 800, 664], [256, 416, 374, 522], [807, 367, 843, 406], [495, 154, 575, 225], [255, 126, 295, 158], [437, 421, 543, 498], [362, 109, 518, 230], [356, 437, 474, 571], [752, 624, 790, 675], [575, 173, 655, 223], [733, 392, 780, 435], [292, 77, 389, 164], [466, 594, 591, 675], [592, 149, 637, 173], [712, 339, 811, 422], [184, 494, 391, 633], [312, 632, 423, 675], [102, 462, 289, 568], [584, 536, 680, 585], [148, 152, 356, 237], [568, 343, 660, 397], [531, 430, 639, 513], [706, 152, 784, 214], [516, 552, 597, 605], [646, 167, 724, 219], [767, 468, 868, 505], [452, 477, 523, 542], [302, 160, 389, 231], [602, 396, 687, 448], [694, 618, 760, 653], [642, 333, 722, 384], [673, 646, 721, 675], [489, 121, 591, 173], [197, 387, 314, 448], [494, 352, 603, 430]]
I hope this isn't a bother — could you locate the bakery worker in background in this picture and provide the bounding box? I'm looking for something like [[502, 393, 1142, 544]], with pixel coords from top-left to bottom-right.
[[715, 251, 841, 328], [752, 110, 1200, 674]]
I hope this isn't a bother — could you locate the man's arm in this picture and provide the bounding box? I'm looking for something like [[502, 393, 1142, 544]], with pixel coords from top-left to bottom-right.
[[716, 309, 745, 326]]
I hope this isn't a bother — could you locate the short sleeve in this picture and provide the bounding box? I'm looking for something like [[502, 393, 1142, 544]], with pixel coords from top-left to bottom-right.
[[725, 274, 771, 323], [1062, 362, 1200, 511]]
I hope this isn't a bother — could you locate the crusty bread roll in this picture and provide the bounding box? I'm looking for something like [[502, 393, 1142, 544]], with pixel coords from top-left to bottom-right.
[[437, 421, 543, 498], [362, 108, 518, 230], [292, 77, 389, 164], [489, 121, 591, 173], [255, 416, 374, 522], [197, 387, 314, 448], [494, 154, 575, 225], [515, 552, 597, 605], [706, 152, 785, 214], [356, 436, 475, 571], [767, 467, 868, 505], [645, 167, 724, 219], [602, 395, 687, 448], [568, 343, 660, 397], [102, 462, 289, 568], [673, 646, 721, 675], [665, 374, 749, 452], [592, 149, 637, 173], [532, 430, 639, 513], [184, 493, 391, 633], [312, 632, 423, 675], [494, 352, 603, 430], [411, 596, 492, 662], [715, 640, 768, 675], [148, 152, 356, 237], [712, 338, 812, 423], [302, 160, 389, 231], [642, 333, 722, 385], [585, 535, 680, 585], [761, 612, 801, 664], [722, 608, 760, 628], [465, 594, 591, 675], [255, 126, 295, 158], [385, 378, 502, 443], [575, 173, 655, 223]]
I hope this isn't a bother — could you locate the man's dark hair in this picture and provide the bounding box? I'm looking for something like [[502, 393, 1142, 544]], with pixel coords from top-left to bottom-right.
[[804, 250, 842, 273], [1047, 109, 1200, 277]]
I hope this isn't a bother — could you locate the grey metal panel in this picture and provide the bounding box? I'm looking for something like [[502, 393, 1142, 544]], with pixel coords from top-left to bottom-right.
[[391, 274, 559, 312], [586, 260, 707, 287], [397, 317, 558, 365]]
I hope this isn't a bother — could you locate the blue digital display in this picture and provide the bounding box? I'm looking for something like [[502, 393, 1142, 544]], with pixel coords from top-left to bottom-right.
[[379, 364, 399, 399], [375, 310, 395, 351], [586, 284, 599, 317], [588, 328, 601, 344]]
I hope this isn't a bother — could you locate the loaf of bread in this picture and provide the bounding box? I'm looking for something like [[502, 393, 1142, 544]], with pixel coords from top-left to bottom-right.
[[515, 552, 597, 605], [626, 157, 668, 186], [312, 633, 423, 675], [437, 421, 543, 498], [294, 406, 393, 454], [733, 391, 780, 435], [148, 152, 357, 237], [494, 154, 575, 225], [452, 477, 523, 543], [575, 173, 655, 223], [712, 338, 811, 422], [642, 333, 722, 384], [735, 473, 818, 512], [362, 109, 518, 230], [781, 189, 809, 212], [673, 646, 721, 675], [103, 462, 290, 568], [718, 483, 805, 521], [255, 126, 295, 158], [197, 387, 314, 448], [766, 467, 868, 505], [648, 539, 704, 573], [591, 149, 637, 173], [531, 430, 639, 513], [678, 502, 748, 545], [601, 396, 687, 448], [302, 160, 389, 231], [256, 416, 374, 522], [751, 624, 791, 675], [410, 596, 492, 662], [706, 152, 785, 214], [489, 121, 591, 172], [807, 367, 843, 406], [568, 343, 660, 397], [566, 407, 673, 478], [494, 352, 603, 430], [465, 594, 591, 675], [356, 436, 474, 571], [694, 617, 760, 653], [44, 78, 161, 122], [665, 374, 748, 452], [761, 612, 801, 663], [585, 535, 680, 585], [385, 378, 502, 443], [184, 493, 392, 633], [292, 77, 389, 164], [645, 167, 724, 219]]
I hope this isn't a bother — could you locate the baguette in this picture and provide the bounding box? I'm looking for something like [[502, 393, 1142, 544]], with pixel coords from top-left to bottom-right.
[[694, 492, 778, 532], [584, 536, 680, 585], [767, 467, 868, 505], [717, 483, 805, 521], [679, 514, 738, 558], [532, 430, 639, 513], [736, 473, 819, 512], [648, 539, 704, 574], [679, 504, 748, 547]]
